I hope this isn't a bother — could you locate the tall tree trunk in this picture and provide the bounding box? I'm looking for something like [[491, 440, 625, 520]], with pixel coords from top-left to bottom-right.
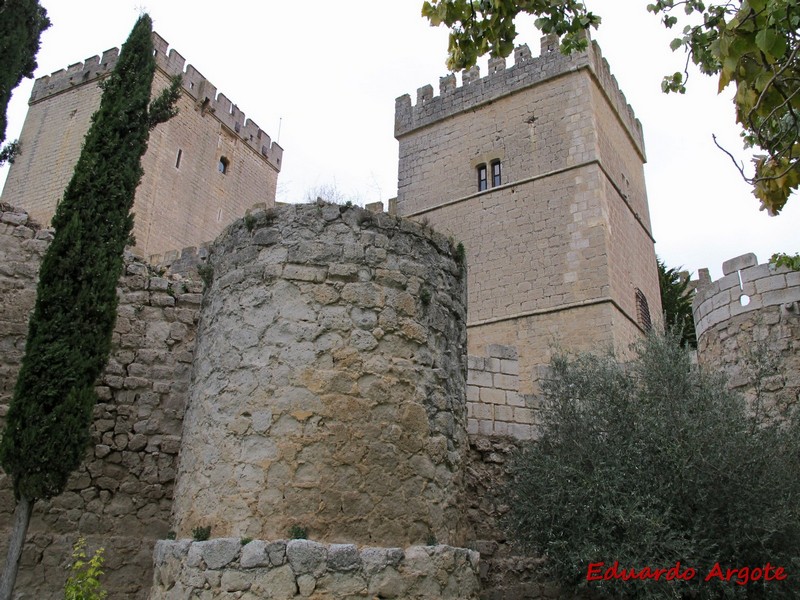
[[0, 495, 32, 600]]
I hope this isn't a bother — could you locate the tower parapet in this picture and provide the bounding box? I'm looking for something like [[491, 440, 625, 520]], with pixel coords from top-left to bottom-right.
[[395, 34, 645, 160], [29, 32, 282, 172], [693, 253, 800, 338]]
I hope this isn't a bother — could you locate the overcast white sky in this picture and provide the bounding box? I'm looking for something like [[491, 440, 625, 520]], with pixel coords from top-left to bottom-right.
[[1, 1, 796, 280]]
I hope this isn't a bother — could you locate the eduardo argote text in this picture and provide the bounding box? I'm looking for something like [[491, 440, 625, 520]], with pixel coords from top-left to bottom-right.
[[587, 561, 787, 586]]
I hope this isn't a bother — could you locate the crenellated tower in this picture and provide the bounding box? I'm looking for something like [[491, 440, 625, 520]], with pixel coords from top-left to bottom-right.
[[0, 32, 283, 258], [395, 35, 662, 437]]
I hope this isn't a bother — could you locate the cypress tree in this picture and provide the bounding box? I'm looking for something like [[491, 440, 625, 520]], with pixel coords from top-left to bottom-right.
[[0, 0, 50, 154], [0, 14, 180, 599], [657, 258, 697, 348]]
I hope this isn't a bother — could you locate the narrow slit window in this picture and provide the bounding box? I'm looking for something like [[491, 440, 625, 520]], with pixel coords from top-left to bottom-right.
[[491, 160, 502, 187], [175, 149, 182, 169], [477, 164, 488, 191], [218, 156, 229, 174]]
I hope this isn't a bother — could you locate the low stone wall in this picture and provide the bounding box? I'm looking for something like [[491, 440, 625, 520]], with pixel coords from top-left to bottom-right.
[[149, 538, 480, 599]]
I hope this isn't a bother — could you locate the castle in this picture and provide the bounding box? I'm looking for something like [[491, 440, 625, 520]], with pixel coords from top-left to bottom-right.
[[2, 28, 796, 600]]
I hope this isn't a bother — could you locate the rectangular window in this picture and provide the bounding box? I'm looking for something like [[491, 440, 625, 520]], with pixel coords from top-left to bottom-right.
[[477, 164, 488, 191], [491, 160, 501, 187]]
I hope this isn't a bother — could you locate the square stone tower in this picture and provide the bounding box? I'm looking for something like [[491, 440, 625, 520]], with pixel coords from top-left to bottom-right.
[[0, 32, 283, 258], [395, 35, 662, 438]]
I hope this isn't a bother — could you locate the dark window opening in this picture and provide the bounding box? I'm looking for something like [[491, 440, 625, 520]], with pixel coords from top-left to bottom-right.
[[218, 156, 229, 174], [635, 288, 652, 331], [491, 160, 502, 187], [478, 164, 488, 191], [175, 149, 182, 169]]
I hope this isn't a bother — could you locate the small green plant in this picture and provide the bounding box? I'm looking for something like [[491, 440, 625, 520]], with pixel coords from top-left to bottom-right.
[[288, 525, 307, 539], [197, 263, 214, 287], [192, 525, 211, 541], [454, 242, 466, 267], [243, 213, 257, 232], [165, 531, 176, 540], [240, 537, 253, 546], [64, 537, 107, 600], [419, 287, 432, 306], [425, 533, 438, 546]]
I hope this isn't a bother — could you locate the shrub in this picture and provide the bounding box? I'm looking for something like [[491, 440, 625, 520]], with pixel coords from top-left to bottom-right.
[[192, 526, 211, 541], [504, 334, 800, 599], [288, 525, 307, 540], [64, 537, 106, 600]]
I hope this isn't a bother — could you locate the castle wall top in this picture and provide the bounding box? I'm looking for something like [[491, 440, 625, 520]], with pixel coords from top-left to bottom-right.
[[692, 253, 800, 337], [394, 35, 645, 159], [28, 32, 283, 172]]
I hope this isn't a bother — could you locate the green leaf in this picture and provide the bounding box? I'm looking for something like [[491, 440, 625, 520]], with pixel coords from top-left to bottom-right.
[[755, 28, 787, 59], [670, 37, 683, 51]]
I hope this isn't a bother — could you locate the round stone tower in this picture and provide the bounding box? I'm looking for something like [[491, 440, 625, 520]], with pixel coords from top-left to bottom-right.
[[693, 253, 800, 414], [171, 202, 468, 547]]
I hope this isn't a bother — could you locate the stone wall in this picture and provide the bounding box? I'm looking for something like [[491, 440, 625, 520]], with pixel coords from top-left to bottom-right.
[[149, 539, 480, 599], [0, 32, 282, 259], [0, 205, 202, 599], [464, 436, 555, 600], [171, 202, 469, 548], [467, 345, 537, 439], [693, 253, 800, 415]]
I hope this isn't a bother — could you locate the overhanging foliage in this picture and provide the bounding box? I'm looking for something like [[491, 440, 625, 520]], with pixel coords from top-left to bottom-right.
[[422, 0, 800, 215]]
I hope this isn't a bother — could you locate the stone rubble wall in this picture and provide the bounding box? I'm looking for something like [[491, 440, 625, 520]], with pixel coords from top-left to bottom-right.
[[172, 202, 469, 548], [149, 538, 480, 599], [693, 253, 800, 415], [464, 436, 557, 600], [0, 205, 202, 599]]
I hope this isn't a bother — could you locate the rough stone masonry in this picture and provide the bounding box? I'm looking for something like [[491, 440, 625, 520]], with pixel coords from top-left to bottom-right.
[[172, 202, 470, 549]]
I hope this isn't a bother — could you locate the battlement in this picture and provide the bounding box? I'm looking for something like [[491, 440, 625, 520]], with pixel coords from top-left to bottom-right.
[[395, 34, 645, 159], [28, 32, 283, 172], [693, 253, 800, 337]]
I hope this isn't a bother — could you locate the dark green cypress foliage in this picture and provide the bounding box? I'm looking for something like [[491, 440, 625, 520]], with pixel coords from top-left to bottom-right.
[[0, 0, 50, 144], [657, 258, 697, 348], [0, 14, 180, 501]]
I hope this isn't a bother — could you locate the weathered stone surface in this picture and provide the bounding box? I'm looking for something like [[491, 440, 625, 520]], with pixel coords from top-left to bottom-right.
[[201, 538, 241, 569], [694, 255, 800, 419], [148, 539, 480, 599], [286, 539, 327, 576], [327, 543, 360, 571], [0, 206, 201, 600], [241, 540, 269, 568], [172, 203, 468, 547]]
